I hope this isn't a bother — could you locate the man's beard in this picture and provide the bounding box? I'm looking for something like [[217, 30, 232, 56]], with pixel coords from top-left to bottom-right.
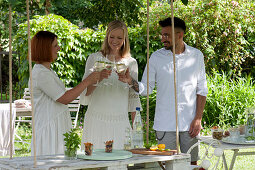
[[163, 41, 173, 51]]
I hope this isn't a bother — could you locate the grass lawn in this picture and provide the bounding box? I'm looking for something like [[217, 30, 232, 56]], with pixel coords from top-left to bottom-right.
[[1, 125, 255, 170]]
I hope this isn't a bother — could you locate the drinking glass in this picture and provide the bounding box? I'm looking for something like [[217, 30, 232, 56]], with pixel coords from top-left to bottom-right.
[[229, 127, 240, 141], [92, 56, 105, 86], [116, 60, 130, 88], [105, 54, 116, 86], [116, 62, 127, 74]]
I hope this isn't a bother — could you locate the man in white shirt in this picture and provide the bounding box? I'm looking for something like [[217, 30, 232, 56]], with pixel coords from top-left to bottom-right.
[[119, 17, 207, 165]]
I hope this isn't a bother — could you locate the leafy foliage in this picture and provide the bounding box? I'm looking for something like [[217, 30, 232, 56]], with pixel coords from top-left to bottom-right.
[[0, 0, 46, 50], [7, 0, 255, 91], [140, 90, 157, 143], [139, 0, 255, 77], [52, 0, 143, 28], [63, 128, 81, 151], [203, 70, 255, 128], [13, 14, 104, 89]]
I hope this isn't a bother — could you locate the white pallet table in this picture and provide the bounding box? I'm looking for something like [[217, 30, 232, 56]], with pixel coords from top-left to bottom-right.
[[0, 153, 190, 170]]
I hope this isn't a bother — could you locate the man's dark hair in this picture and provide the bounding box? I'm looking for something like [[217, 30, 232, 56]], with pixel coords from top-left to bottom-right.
[[159, 17, 186, 32]]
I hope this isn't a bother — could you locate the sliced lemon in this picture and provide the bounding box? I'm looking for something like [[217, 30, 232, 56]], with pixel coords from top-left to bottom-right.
[[157, 144, 166, 149], [158, 148, 165, 151], [150, 146, 158, 151]]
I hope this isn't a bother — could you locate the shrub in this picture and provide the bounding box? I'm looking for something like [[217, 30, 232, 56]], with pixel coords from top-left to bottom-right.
[[14, 0, 255, 91], [13, 14, 105, 90], [139, 0, 255, 77], [203, 70, 255, 128]]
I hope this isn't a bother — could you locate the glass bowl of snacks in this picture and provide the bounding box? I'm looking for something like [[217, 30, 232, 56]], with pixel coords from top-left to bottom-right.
[[211, 126, 224, 140]]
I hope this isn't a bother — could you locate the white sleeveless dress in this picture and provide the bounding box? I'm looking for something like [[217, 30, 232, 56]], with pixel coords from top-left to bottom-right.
[[30, 64, 72, 156], [80, 52, 141, 150]]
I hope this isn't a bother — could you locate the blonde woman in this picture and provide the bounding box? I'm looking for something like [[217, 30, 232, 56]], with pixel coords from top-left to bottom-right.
[[80, 20, 142, 150]]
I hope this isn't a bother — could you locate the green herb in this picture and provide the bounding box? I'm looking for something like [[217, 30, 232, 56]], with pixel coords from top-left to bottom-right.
[[245, 136, 255, 141], [144, 143, 152, 149], [63, 128, 81, 151]]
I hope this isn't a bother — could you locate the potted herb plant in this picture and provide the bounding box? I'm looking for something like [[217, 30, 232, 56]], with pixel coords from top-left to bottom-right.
[[63, 128, 81, 159]]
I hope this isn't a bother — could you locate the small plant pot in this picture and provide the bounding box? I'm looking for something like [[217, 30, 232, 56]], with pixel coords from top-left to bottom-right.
[[64, 149, 77, 160]]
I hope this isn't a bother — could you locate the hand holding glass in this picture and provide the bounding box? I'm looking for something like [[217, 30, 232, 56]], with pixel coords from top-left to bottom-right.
[[93, 61, 105, 72], [92, 61, 105, 86], [116, 63, 127, 74]]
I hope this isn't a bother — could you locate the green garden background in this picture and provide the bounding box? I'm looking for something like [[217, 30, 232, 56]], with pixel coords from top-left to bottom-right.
[[0, 0, 255, 165]]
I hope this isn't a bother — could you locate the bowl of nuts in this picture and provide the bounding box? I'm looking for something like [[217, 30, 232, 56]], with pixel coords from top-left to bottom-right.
[[211, 126, 224, 140]]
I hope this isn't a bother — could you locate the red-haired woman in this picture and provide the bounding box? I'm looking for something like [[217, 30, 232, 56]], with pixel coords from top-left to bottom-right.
[[30, 31, 99, 156]]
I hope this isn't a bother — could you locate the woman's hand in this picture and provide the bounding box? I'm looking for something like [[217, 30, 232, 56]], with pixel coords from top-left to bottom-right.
[[117, 68, 132, 84], [85, 71, 101, 85]]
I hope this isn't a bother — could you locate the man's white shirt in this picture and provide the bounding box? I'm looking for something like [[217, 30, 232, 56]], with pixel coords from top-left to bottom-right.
[[139, 43, 208, 131]]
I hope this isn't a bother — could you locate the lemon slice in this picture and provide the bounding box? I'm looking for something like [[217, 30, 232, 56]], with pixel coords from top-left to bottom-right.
[[157, 144, 165, 149], [150, 146, 158, 151]]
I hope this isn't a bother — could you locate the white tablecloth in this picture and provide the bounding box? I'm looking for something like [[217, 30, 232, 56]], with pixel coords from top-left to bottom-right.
[[0, 103, 16, 156]]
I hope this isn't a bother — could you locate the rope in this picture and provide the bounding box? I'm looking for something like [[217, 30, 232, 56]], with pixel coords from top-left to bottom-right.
[[146, 0, 150, 145], [170, 0, 180, 154], [26, 0, 37, 167], [8, 5, 13, 160]]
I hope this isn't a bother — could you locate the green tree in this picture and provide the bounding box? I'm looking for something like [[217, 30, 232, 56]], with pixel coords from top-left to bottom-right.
[[139, 0, 255, 77], [13, 14, 105, 90], [51, 0, 143, 28], [0, 0, 46, 50]]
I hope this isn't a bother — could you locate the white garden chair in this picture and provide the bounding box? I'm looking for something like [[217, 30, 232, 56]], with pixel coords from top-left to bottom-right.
[[14, 87, 81, 147], [188, 137, 223, 170]]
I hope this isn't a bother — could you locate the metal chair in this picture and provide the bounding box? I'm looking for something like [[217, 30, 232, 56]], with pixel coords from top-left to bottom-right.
[[187, 136, 223, 170], [66, 88, 80, 128]]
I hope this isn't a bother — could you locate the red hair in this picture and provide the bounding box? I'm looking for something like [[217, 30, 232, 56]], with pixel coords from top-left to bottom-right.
[[31, 31, 57, 63]]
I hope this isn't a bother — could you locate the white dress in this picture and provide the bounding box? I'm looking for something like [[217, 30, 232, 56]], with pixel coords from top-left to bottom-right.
[[30, 64, 72, 156], [80, 52, 142, 150]]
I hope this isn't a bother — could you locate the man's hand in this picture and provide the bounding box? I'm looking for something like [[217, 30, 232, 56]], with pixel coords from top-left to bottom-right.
[[189, 95, 206, 138], [117, 68, 132, 84], [189, 118, 202, 138], [117, 68, 139, 92]]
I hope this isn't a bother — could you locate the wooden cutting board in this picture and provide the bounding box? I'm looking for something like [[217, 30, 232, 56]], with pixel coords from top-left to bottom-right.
[[129, 148, 177, 156]]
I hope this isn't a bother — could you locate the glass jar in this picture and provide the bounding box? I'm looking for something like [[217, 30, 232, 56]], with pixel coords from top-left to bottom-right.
[[64, 149, 77, 160], [124, 127, 132, 150], [212, 129, 224, 140], [229, 127, 240, 140], [245, 107, 255, 137]]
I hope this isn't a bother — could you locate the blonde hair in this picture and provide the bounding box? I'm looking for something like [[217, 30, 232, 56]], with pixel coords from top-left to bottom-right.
[[101, 20, 130, 58]]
